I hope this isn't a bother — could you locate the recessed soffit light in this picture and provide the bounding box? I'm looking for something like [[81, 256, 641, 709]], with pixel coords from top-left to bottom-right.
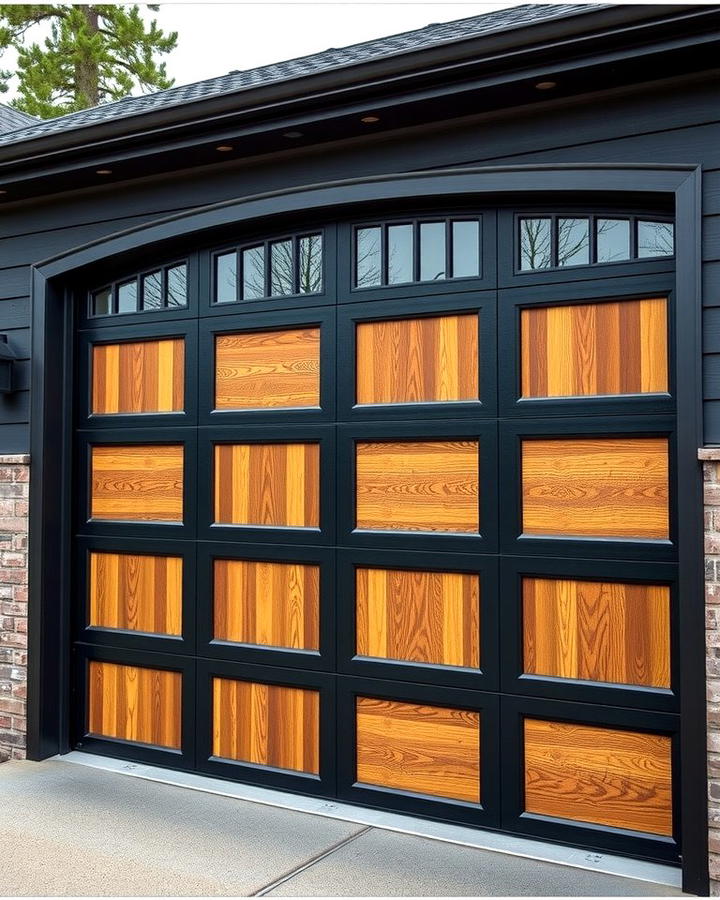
[[216, 144, 234, 152], [361, 115, 380, 124], [535, 80, 557, 91], [96, 168, 113, 175], [283, 131, 303, 139]]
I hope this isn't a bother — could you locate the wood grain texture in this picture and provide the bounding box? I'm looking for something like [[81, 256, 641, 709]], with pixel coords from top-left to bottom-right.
[[521, 298, 668, 398], [356, 697, 480, 803], [215, 328, 320, 410], [356, 567, 480, 668], [88, 660, 181, 748], [214, 558, 319, 650], [91, 444, 184, 522], [214, 443, 320, 527], [92, 338, 184, 414], [212, 677, 319, 773], [521, 437, 669, 539], [89, 551, 182, 636], [523, 577, 670, 688], [524, 718, 672, 836], [356, 314, 479, 405], [356, 440, 479, 533]]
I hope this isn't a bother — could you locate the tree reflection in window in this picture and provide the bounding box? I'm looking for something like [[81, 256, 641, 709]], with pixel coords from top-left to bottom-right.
[[519, 218, 551, 270], [557, 218, 589, 267], [355, 217, 481, 287], [356, 227, 382, 288], [270, 240, 294, 296], [90, 261, 188, 318], [638, 221, 675, 258], [597, 219, 630, 262], [166, 264, 187, 307], [242, 246, 265, 300], [519, 214, 673, 270], [299, 234, 323, 293]]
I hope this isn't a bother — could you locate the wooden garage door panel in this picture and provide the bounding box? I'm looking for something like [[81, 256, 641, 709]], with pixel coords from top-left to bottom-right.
[[524, 718, 673, 836], [91, 445, 184, 522], [92, 338, 185, 414], [521, 437, 669, 539], [356, 440, 479, 533], [89, 551, 183, 636], [523, 577, 670, 688], [214, 558, 320, 650], [356, 567, 480, 668], [521, 298, 668, 398], [88, 660, 182, 748], [215, 327, 320, 410], [356, 697, 480, 803], [356, 314, 479, 405], [214, 443, 320, 528], [212, 677, 319, 773]]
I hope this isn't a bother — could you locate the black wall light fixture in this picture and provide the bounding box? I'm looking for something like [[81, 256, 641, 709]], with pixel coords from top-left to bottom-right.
[[0, 334, 18, 393]]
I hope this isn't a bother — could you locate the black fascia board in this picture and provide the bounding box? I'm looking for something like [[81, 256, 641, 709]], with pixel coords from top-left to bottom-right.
[[0, 3, 716, 187]]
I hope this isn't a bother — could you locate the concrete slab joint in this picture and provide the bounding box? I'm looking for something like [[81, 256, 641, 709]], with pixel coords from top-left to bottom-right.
[[0, 453, 29, 760]]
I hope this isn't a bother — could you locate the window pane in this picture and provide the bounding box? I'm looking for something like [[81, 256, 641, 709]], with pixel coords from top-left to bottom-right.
[[596, 219, 630, 263], [452, 220, 480, 278], [387, 224, 414, 284], [558, 218, 590, 267], [356, 227, 382, 287], [141, 271, 163, 309], [270, 240, 294, 296], [117, 280, 137, 313], [215, 252, 237, 304], [92, 287, 112, 316], [638, 221, 675, 258], [420, 222, 446, 281], [242, 246, 265, 300], [519, 218, 552, 270], [298, 234, 323, 294], [166, 264, 187, 307]]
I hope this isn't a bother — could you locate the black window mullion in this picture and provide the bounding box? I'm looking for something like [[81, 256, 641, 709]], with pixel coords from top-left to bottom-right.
[[382, 225, 389, 286], [445, 220, 452, 279], [237, 248, 243, 302], [264, 240, 271, 298]]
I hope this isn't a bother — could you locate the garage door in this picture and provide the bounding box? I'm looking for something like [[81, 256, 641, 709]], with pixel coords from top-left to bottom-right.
[[72, 208, 681, 863]]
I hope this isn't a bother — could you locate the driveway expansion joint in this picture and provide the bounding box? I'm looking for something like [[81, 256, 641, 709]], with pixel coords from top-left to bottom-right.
[[252, 825, 374, 896]]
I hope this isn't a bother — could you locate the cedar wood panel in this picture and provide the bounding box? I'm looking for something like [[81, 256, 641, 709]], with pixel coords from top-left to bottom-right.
[[1, 75, 718, 450]]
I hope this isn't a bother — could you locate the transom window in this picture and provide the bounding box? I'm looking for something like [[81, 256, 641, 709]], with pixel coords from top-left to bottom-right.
[[518, 214, 674, 272], [90, 262, 188, 317], [213, 231, 323, 304], [354, 217, 482, 288], [87, 210, 676, 319]]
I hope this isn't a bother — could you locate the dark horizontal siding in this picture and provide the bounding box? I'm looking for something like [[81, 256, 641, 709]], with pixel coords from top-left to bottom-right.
[[0, 268, 30, 300], [0, 73, 718, 451]]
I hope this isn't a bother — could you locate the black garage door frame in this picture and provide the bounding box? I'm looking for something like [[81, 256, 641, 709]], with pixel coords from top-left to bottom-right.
[[27, 164, 707, 895]]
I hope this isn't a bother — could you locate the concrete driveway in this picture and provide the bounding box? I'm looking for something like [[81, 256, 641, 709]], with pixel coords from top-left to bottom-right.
[[0, 759, 685, 897]]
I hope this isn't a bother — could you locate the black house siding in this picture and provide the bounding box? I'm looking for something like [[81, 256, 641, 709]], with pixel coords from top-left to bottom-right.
[[0, 71, 718, 452]]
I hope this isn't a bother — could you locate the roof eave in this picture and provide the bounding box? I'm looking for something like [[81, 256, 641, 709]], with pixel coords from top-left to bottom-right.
[[0, 3, 701, 164]]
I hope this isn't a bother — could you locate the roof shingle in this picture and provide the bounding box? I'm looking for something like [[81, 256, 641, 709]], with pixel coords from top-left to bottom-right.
[[0, 103, 37, 135]]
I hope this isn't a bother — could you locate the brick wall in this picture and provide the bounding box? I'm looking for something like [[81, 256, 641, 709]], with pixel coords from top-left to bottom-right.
[[0, 454, 29, 761], [703, 451, 720, 893]]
